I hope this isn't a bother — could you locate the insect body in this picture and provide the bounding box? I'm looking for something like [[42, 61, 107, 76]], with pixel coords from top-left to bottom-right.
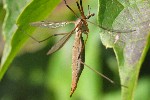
[[71, 25, 85, 97], [71, 18, 90, 97], [63, 0, 95, 96]]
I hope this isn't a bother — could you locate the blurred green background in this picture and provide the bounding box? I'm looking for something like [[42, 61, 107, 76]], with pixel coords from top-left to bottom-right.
[[0, 0, 150, 100]]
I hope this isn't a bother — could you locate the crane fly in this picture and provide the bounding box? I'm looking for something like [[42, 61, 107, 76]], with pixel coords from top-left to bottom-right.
[[31, 0, 95, 97], [29, 0, 132, 97]]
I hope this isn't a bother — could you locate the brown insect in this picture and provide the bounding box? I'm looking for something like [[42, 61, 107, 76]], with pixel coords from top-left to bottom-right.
[[30, 0, 131, 97], [31, 0, 95, 97]]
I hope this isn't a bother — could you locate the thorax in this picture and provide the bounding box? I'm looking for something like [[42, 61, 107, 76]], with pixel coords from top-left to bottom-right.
[[75, 19, 89, 34]]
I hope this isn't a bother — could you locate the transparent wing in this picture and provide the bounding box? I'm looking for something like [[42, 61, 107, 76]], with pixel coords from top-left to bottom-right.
[[47, 31, 74, 55], [30, 21, 75, 29]]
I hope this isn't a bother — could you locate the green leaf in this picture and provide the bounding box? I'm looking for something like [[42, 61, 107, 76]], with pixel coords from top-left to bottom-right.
[[98, 0, 150, 100], [0, 0, 61, 80]]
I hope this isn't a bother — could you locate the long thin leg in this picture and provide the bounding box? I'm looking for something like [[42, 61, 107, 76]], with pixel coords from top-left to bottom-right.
[[84, 33, 88, 46], [79, 0, 84, 13], [25, 32, 69, 43], [63, 0, 79, 18], [80, 61, 115, 84], [88, 5, 90, 15], [79, 61, 128, 88], [77, 32, 88, 59], [86, 20, 136, 33], [76, 1, 82, 15], [76, 0, 85, 18]]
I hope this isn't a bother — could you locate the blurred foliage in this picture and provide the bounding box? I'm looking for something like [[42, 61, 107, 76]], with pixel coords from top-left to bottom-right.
[[0, 0, 150, 100], [0, 1, 5, 55], [0, 0, 61, 80]]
